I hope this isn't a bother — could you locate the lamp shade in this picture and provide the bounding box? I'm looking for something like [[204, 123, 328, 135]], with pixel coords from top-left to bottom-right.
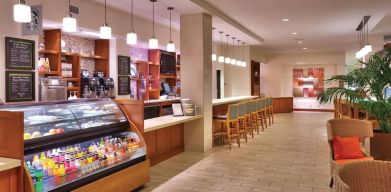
[[242, 61, 247, 67], [99, 24, 112, 39], [218, 56, 225, 63], [212, 53, 217, 61], [14, 3, 31, 23], [231, 58, 237, 65], [127, 31, 138, 45], [149, 37, 159, 49], [225, 57, 231, 64], [364, 44, 372, 54], [63, 16, 77, 32], [236, 60, 242, 66], [167, 41, 175, 52]]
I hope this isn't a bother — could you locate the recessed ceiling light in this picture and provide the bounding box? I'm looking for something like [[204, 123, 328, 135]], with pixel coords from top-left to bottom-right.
[[282, 18, 289, 22], [291, 32, 298, 35], [297, 40, 304, 44], [302, 47, 308, 50]]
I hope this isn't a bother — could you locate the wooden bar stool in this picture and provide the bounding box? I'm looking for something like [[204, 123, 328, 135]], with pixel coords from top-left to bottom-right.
[[263, 97, 271, 126], [267, 97, 274, 124], [256, 99, 266, 131], [213, 104, 241, 149], [238, 102, 248, 142], [252, 99, 261, 134], [245, 101, 255, 138]]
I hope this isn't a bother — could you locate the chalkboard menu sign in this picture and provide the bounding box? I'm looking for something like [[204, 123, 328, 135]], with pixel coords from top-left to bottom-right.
[[6, 71, 35, 102], [118, 55, 131, 75], [118, 76, 130, 95], [5, 37, 35, 70]]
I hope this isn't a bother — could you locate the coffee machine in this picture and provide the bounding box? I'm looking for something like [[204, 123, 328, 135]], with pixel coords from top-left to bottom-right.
[[81, 71, 114, 98], [102, 78, 115, 98]]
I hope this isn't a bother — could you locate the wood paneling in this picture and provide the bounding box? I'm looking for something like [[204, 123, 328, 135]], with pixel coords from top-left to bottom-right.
[[74, 160, 150, 192], [156, 128, 171, 155], [0, 168, 19, 192], [144, 131, 157, 158], [170, 124, 184, 149], [273, 97, 293, 113]]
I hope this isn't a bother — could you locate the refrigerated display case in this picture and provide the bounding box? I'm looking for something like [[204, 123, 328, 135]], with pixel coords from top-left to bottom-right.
[[0, 99, 148, 192]]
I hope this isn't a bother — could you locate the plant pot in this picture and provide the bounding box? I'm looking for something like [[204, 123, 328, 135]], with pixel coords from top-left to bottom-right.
[[370, 129, 391, 161]]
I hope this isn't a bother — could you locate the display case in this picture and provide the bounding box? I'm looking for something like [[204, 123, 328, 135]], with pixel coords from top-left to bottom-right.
[[0, 99, 148, 192]]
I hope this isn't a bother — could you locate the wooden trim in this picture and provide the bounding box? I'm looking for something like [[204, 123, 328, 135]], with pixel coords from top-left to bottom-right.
[[293, 108, 335, 112], [74, 159, 150, 192], [150, 147, 184, 166]]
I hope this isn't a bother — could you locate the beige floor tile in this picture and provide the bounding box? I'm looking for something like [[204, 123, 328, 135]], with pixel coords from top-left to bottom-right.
[[140, 112, 332, 192]]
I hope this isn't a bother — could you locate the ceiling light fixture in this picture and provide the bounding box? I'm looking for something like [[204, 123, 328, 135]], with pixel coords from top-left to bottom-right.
[[99, 0, 112, 39], [297, 39, 304, 44], [302, 47, 307, 50], [149, 0, 159, 49], [218, 31, 225, 63], [282, 18, 289, 22], [355, 16, 371, 59], [127, 0, 137, 45], [14, 0, 32, 23], [212, 27, 217, 61], [166, 7, 175, 52], [225, 34, 231, 64], [231, 37, 237, 65], [241, 42, 247, 67], [63, 0, 77, 32], [236, 39, 242, 66], [291, 32, 298, 35]]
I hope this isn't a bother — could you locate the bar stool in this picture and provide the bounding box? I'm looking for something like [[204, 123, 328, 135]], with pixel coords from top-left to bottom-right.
[[213, 104, 241, 149], [267, 97, 274, 124], [256, 99, 266, 131], [238, 102, 248, 142], [245, 101, 255, 138], [251, 99, 260, 134]]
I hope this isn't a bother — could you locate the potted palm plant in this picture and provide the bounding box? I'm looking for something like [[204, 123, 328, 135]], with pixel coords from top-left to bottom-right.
[[318, 48, 391, 160]]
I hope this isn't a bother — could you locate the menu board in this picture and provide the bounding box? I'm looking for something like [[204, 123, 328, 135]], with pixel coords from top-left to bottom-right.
[[6, 71, 35, 102], [5, 37, 35, 70], [118, 55, 131, 75], [118, 76, 130, 95]]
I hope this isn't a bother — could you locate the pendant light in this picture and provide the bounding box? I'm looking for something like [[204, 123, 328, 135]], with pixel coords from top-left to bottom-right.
[[127, 0, 137, 45], [218, 31, 225, 63], [236, 39, 242, 66], [149, 0, 158, 49], [363, 19, 372, 55], [14, 0, 32, 23], [166, 7, 175, 52], [241, 42, 247, 67], [100, 0, 112, 39], [212, 27, 217, 61], [230, 37, 237, 65], [63, 0, 77, 32], [225, 34, 231, 64]]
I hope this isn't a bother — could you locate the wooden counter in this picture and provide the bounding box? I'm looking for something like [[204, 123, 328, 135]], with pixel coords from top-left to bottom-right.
[[144, 98, 180, 105], [143, 115, 202, 166], [0, 157, 20, 172], [273, 97, 293, 113]]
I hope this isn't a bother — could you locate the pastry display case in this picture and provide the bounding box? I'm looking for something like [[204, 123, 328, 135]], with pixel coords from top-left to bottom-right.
[[0, 99, 148, 192]]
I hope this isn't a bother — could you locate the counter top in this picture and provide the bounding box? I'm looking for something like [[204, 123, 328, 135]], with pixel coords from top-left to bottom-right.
[[212, 96, 258, 106], [144, 115, 202, 132], [144, 98, 181, 104], [0, 157, 21, 172]]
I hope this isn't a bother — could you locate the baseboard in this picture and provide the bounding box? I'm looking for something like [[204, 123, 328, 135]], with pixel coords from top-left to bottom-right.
[[293, 108, 334, 112]]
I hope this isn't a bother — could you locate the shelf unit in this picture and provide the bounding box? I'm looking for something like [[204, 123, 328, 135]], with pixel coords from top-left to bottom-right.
[[38, 29, 109, 98]]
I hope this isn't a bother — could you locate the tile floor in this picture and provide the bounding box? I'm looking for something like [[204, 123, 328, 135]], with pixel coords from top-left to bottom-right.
[[141, 112, 333, 192]]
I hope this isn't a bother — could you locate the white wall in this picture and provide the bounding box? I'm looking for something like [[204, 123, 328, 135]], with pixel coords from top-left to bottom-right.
[[258, 51, 346, 109], [224, 45, 251, 97]]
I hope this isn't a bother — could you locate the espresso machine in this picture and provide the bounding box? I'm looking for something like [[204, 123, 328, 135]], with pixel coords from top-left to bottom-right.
[[103, 78, 115, 98], [81, 70, 114, 98]]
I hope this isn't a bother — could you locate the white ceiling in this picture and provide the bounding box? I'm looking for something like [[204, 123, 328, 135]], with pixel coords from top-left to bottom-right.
[[93, 0, 391, 53]]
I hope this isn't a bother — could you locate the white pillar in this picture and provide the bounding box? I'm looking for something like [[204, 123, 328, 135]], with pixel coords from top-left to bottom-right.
[[180, 13, 213, 152]]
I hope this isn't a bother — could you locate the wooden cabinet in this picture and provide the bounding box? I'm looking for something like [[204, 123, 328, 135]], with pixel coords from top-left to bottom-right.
[[170, 124, 184, 149], [273, 97, 293, 113], [0, 168, 19, 192], [156, 128, 171, 155], [144, 131, 157, 158]]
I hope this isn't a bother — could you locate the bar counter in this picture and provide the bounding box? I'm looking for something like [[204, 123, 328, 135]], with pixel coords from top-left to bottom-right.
[[144, 115, 202, 132], [0, 157, 20, 172], [213, 96, 258, 106]]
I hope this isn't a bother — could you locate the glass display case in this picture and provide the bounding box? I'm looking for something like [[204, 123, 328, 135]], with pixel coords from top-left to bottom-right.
[[0, 99, 147, 192]]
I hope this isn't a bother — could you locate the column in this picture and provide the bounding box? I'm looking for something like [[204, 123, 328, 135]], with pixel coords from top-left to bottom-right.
[[180, 13, 213, 152]]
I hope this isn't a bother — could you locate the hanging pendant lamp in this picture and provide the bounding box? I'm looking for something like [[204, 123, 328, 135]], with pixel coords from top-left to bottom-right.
[[127, 0, 137, 45], [231, 37, 237, 65], [100, 0, 112, 39], [14, 0, 32, 23], [149, 0, 159, 49], [225, 34, 231, 64], [212, 27, 217, 61], [236, 40, 242, 66], [363, 19, 372, 55], [63, 0, 77, 32], [166, 7, 175, 52], [218, 31, 225, 63], [241, 42, 247, 67]]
